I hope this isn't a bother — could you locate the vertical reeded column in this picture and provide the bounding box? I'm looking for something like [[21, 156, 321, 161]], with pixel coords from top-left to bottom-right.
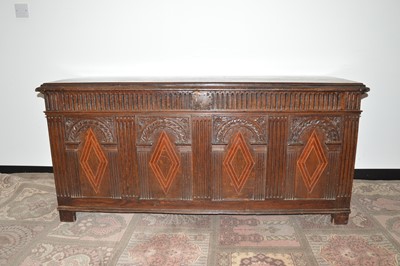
[[266, 116, 288, 199], [212, 148, 224, 201], [192, 116, 212, 199], [180, 149, 193, 200], [254, 147, 267, 200], [65, 150, 81, 198], [338, 115, 360, 198], [108, 151, 121, 198], [46, 115, 70, 197], [116, 116, 138, 198], [325, 150, 341, 199], [285, 147, 298, 199], [137, 147, 150, 199]]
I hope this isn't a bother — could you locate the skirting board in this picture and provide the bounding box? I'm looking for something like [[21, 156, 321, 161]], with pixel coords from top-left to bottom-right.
[[0, 166, 399, 180], [353, 169, 400, 180], [0, 166, 53, 173]]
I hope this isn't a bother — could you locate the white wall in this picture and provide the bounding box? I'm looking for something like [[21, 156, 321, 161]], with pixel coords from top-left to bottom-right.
[[1, 0, 399, 168]]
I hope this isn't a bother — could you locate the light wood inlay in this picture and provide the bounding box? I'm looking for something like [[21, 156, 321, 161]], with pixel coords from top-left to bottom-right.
[[79, 128, 109, 194], [223, 132, 255, 194], [297, 130, 328, 193], [149, 131, 180, 194]]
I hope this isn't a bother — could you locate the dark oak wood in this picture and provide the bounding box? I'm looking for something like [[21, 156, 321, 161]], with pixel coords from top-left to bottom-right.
[[331, 213, 350, 225], [3, 167, 398, 181], [59, 210, 76, 222], [36, 77, 369, 224]]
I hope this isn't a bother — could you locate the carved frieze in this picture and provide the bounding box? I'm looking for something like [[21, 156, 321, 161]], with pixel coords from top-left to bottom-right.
[[289, 116, 342, 145], [65, 117, 115, 143], [213, 116, 267, 144], [137, 116, 191, 145]]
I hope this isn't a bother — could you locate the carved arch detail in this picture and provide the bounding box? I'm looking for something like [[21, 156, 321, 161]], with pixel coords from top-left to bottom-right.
[[137, 117, 191, 145], [65, 118, 115, 143], [213, 116, 267, 144], [289, 116, 341, 145]]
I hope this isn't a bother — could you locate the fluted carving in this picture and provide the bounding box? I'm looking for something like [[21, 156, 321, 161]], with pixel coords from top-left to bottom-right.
[[338, 115, 360, 198], [192, 117, 212, 199], [40, 89, 364, 112], [116, 116, 138, 198], [266, 116, 288, 199]]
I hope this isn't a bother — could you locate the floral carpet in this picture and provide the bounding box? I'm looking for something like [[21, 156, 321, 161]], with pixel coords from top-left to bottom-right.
[[0, 173, 399, 266]]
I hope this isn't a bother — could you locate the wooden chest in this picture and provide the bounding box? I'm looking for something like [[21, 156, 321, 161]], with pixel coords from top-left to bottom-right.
[[36, 77, 369, 224]]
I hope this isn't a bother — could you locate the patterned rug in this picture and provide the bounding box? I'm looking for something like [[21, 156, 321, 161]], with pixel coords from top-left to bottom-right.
[[0, 173, 399, 266]]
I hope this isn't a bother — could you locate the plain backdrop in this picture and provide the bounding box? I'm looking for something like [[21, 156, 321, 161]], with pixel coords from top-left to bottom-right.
[[1, 0, 399, 168]]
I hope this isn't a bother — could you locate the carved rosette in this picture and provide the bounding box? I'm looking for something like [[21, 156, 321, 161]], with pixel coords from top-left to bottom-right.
[[289, 116, 341, 145], [65, 117, 115, 143], [137, 117, 191, 145], [213, 116, 267, 144]]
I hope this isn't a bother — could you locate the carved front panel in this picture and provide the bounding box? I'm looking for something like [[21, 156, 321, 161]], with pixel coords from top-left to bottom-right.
[[64, 117, 119, 198], [287, 116, 342, 199], [79, 128, 109, 194], [212, 115, 267, 200], [297, 130, 328, 193], [136, 116, 192, 200], [223, 132, 256, 194], [149, 131, 181, 194]]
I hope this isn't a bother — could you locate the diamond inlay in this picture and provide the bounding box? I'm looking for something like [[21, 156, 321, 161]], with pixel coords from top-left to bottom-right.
[[223, 132, 255, 193], [297, 130, 328, 193], [80, 128, 108, 193], [149, 131, 180, 194]]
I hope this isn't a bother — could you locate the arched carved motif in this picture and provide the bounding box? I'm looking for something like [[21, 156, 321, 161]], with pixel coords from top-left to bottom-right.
[[213, 116, 267, 144], [289, 116, 341, 145], [65, 118, 115, 143], [137, 117, 190, 145]]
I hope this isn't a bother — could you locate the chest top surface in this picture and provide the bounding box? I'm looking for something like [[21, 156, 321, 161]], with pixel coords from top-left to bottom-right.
[[36, 76, 369, 93]]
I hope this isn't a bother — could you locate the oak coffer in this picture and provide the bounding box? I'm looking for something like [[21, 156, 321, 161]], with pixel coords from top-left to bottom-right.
[[36, 77, 369, 224]]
